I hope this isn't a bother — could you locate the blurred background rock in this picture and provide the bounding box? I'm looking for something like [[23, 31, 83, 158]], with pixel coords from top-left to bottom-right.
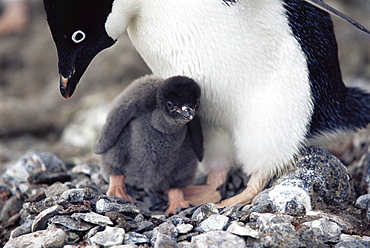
[[0, 0, 369, 172]]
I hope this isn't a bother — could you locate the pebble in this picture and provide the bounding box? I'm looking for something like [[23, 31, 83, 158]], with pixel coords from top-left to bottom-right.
[[1, 147, 370, 247], [4, 228, 67, 248], [227, 221, 259, 238], [89, 226, 125, 247], [194, 214, 229, 232], [72, 212, 114, 226], [191, 230, 246, 248]]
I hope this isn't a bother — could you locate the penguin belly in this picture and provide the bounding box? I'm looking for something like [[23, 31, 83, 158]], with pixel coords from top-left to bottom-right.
[[127, 0, 313, 178]]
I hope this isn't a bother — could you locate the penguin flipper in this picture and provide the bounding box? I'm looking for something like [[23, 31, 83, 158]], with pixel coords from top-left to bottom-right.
[[93, 106, 135, 154], [187, 116, 204, 161], [94, 75, 160, 154]]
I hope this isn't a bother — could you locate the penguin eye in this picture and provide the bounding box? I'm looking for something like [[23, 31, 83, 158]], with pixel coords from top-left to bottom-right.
[[71, 30, 86, 43]]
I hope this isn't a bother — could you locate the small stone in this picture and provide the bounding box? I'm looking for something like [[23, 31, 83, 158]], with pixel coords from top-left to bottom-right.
[[299, 218, 342, 246], [90, 226, 125, 247], [31, 205, 63, 232], [72, 212, 113, 226], [44, 182, 70, 198], [151, 222, 178, 245], [0, 194, 24, 222], [95, 197, 142, 214], [10, 217, 34, 239], [175, 223, 193, 234], [134, 220, 154, 232], [28, 170, 71, 184], [191, 203, 219, 222], [4, 152, 66, 182], [154, 233, 179, 248], [124, 232, 150, 244], [4, 228, 67, 248], [50, 215, 94, 231], [355, 194, 370, 209], [194, 214, 229, 232], [191, 230, 246, 248], [71, 163, 100, 176], [227, 221, 259, 238], [178, 241, 192, 248], [60, 188, 94, 203]]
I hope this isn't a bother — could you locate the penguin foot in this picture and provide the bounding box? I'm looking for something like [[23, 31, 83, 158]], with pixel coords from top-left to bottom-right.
[[183, 185, 222, 206], [183, 169, 227, 205], [216, 172, 268, 207], [165, 188, 190, 215], [107, 175, 134, 203]]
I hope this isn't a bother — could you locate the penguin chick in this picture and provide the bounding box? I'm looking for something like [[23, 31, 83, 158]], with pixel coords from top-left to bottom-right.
[[94, 75, 203, 215]]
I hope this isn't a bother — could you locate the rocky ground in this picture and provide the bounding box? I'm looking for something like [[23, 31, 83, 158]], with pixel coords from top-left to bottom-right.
[[1, 0, 370, 247]]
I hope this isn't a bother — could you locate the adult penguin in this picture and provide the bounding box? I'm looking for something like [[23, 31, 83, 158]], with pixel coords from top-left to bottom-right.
[[43, 0, 370, 207]]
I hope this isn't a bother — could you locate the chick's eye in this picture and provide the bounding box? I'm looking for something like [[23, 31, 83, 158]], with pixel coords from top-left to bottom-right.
[[166, 101, 175, 111], [71, 30, 86, 43]]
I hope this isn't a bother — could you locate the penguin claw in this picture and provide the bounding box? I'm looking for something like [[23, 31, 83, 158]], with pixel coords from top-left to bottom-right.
[[216, 172, 269, 208], [107, 175, 134, 203], [183, 185, 222, 206], [165, 188, 190, 215]]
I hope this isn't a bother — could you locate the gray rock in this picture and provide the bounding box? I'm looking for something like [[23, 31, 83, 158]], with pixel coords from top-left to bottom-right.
[[90, 226, 125, 247], [44, 182, 70, 198], [355, 194, 370, 209], [194, 214, 229, 232], [153, 222, 178, 240], [0, 194, 24, 222], [72, 212, 114, 226], [227, 221, 259, 238], [154, 233, 179, 248], [4, 152, 66, 183], [298, 218, 342, 246], [70, 163, 101, 176], [355, 194, 370, 221], [9, 217, 34, 239], [31, 205, 63, 232], [60, 188, 94, 203], [50, 215, 94, 231], [248, 213, 300, 247], [24, 197, 59, 215], [95, 197, 143, 215], [134, 220, 154, 232], [4, 228, 67, 248], [124, 232, 150, 244], [251, 147, 355, 215], [191, 203, 219, 222], [191, 230, 246, 248]]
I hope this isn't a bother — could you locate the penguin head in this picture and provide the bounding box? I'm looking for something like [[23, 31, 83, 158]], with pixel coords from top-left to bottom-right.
[[43, 0, 116, 98], [159, 76, 201, 122]]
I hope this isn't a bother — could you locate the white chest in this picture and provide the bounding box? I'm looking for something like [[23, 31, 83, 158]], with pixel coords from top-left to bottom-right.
[[125, 0, 311, 127]]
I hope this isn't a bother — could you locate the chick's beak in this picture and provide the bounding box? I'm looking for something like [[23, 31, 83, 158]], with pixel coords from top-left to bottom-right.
[[178, 106, 196, 121]]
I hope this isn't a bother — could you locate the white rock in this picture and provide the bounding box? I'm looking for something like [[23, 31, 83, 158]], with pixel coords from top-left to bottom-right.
[[227, 221, 259, 238], [90, 226, 125, 247], [72, 212, 113, 226], [4, 228, 67, 248], [191, 230, 246, 248], [195, 214, 229, 232], [175, 223, 193, 234]]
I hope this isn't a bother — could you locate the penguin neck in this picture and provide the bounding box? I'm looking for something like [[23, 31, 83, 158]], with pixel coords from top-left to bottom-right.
[[151, 108, 187, 134]]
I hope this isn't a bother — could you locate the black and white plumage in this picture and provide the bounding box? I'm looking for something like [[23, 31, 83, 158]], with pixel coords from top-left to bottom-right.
[[43, 0, 370, 207], [94, 75, 203, 214]]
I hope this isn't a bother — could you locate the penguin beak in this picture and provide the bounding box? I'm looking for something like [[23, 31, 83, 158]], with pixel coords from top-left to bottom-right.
[[60, 67, 78, 99], [178, 106, 196, 121]]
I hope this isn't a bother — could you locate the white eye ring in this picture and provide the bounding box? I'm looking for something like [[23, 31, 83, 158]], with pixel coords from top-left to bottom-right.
[[71, 30, 86, 43]]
